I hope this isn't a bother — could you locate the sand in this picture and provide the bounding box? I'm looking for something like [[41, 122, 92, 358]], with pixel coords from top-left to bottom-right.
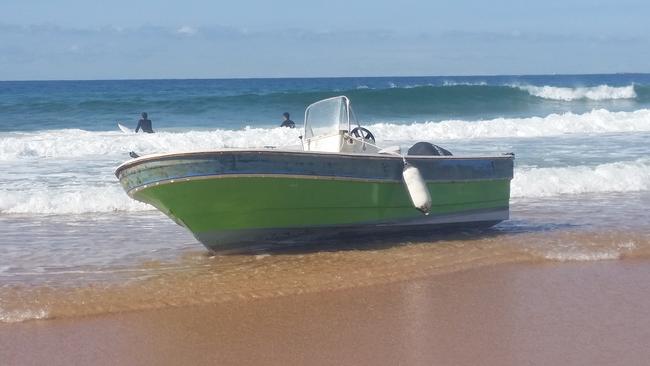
[[2, 260, 650, 366]]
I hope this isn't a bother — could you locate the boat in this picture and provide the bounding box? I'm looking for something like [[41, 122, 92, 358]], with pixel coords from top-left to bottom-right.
[[115, 96, 514, 252]]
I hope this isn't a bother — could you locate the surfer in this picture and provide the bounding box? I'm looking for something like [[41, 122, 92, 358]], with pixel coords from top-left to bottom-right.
[[280, 112, 295, 128], [136, 112, 154, 133]]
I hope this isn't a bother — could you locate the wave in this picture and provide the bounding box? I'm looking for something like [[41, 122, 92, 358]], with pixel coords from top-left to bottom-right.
[[1, 159, 649, 215], [0, 127, 302, 160], [442, 81, 488, 86], [0, 185, 150, 214], [4, 82, 649, 133], [517, 84, 637, 101], [371, 108, 650, 140], [2, 109, 650, 160], [512, 158, 650, 198]]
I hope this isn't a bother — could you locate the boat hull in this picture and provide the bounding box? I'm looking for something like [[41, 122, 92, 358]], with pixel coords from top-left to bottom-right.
[[116, 150, 513, 252]]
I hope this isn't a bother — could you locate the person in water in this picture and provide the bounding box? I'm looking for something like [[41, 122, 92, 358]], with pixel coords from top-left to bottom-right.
[[135, 112, 154, 133], [280, 112, 295, 128]]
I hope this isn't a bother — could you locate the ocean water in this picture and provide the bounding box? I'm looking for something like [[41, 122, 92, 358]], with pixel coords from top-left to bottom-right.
[[1, 74, 650, 322]]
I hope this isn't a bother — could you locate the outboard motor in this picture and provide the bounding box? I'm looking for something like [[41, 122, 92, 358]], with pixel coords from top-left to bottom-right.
[[407, 142, 452, 156]]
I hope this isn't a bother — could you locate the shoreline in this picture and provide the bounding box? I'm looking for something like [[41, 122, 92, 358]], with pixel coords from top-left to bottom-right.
[[3, 259, 650, 365]]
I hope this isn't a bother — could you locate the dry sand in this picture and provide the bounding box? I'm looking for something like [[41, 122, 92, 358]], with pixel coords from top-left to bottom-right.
[[2, 260, 649, 366]]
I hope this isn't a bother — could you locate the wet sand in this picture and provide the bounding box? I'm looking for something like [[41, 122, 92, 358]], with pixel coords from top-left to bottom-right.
[[2, 259, 650, 366]]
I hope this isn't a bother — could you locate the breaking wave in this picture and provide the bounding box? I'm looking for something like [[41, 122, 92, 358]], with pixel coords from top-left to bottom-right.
[[0, 127, 302, 160], [1, 159, 649, 215], [0, 185, 150, 214], [512, 158, 650, 198], [517, 84, 637, 101], [370, 108, 650, 141], [2, 108, 650, 160], [1, 108, 650, 215], [4, 80, 650, 133]]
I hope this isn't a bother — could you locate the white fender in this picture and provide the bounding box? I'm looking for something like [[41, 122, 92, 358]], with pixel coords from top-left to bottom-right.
[[402, 163, 432, 215]]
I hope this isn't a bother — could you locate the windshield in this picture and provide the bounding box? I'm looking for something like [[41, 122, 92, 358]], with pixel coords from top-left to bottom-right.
[[304, 96, 351, 139]]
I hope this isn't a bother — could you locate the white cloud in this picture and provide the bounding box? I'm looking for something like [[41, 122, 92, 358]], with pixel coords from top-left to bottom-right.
[[176, 25, 197, 35]]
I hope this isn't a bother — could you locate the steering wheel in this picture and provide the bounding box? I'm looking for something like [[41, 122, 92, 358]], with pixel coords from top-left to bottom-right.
[[350, 127, 375, 143]]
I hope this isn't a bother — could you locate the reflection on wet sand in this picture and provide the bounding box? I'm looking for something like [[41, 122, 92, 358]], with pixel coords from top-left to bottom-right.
[[2, 260, 650, 366], [1, 225, 649, 323]]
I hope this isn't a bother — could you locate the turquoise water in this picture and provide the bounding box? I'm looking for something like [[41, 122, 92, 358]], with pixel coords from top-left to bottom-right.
[[2, 74, 650, 132], [1, 73, 649, 216]]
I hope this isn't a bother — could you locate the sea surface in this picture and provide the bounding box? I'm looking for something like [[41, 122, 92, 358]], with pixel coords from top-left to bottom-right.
[[1, 74, 649, 322]]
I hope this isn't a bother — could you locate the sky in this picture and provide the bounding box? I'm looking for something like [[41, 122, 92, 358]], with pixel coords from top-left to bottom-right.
[[0, 0, 649, 80]]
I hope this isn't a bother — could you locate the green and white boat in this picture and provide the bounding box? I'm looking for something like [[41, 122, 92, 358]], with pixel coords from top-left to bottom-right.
[[115, 96, 514, 252]]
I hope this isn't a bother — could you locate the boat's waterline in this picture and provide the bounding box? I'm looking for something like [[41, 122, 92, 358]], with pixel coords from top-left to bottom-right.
[[116, 149, 513, 251], [191, 207, 509, 253]]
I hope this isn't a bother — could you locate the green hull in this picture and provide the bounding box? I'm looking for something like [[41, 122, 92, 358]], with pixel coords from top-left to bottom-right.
[[134, 176, 509, 250], [137, 176, 508, 231], [116, 150, 514, 251]]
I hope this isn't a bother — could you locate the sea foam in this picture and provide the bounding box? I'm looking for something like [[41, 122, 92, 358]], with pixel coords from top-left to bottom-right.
[[370, 108, 650, 141], [0, 306, 49, 323], [1, 159, 648, 215], [1, 109, 650, 161], [517, 84, 637, 101], [512, 158, 650, 198], [2, 108, 650, 215], [537, 240, 637, 262], [0, 185, 150, 214], [0, 127, 302, 161]]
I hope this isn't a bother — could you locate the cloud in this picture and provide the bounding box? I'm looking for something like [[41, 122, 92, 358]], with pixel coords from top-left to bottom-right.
[[176, 25, 197, 36], [0, 21, 648, 80]]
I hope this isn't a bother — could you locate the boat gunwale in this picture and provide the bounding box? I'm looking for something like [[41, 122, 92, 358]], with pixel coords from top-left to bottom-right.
[[115, 148, 514, 177], [125, 173, 512, 197]]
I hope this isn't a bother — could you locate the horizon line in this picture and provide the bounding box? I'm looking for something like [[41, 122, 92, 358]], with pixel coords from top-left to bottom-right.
[[1, 72, 649, 83]]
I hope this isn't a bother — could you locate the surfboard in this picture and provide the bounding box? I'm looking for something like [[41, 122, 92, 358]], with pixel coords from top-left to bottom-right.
[[117, 123, 132, 134]]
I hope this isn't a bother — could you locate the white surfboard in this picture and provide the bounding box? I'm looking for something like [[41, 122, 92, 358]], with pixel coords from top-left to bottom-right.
[[117, 122, 132, 134]]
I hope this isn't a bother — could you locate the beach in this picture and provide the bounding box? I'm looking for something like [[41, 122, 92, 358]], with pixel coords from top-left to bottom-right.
[[2, 259, 650, 366], [2, 0, 650, 362], [1, 75, 650, 364]]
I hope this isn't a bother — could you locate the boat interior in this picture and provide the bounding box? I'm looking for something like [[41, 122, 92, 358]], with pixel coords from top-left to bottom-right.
[[301, 96, 382, 154]]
